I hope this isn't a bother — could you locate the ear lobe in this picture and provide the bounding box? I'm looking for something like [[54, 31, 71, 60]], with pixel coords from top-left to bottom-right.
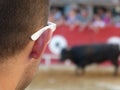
[[30, 29, 52, 59]]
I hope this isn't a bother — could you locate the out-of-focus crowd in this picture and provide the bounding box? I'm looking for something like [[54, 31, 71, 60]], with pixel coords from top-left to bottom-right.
[[49, 4, 120, 31]]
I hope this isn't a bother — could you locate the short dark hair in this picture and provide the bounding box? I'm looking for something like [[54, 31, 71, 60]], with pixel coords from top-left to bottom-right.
[[0, 0, 49, 61]]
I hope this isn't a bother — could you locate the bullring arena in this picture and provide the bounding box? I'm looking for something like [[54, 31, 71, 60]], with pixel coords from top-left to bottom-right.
[[26, 65, 120, 90]]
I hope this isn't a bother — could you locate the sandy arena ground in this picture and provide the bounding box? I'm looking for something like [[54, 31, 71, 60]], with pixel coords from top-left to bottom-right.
[[26, 65, 120, 90]]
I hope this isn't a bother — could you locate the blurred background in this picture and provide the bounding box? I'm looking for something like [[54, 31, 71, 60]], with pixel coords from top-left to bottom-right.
[[26, 0, 120, 90]]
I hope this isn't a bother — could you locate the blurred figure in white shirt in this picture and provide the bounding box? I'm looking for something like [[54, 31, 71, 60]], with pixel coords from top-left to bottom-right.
[[90, 14, 106, 32]]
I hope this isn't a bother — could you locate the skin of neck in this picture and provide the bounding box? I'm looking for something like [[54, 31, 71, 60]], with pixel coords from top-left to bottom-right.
[[0, 42, 36, 90]]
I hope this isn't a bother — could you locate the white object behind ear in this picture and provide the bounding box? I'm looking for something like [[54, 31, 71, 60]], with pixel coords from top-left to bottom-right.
[[31, 22, 56, 41]]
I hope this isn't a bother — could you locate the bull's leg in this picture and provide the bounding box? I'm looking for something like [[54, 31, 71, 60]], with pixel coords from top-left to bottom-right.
[[112, 60, 119, 76], [81, 67, 85, 75], [75, 67, 80, 75], [75, 66, 85, 75]]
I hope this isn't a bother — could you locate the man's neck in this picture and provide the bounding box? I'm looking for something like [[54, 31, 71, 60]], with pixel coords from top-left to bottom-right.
[[0, 67, 24, 90], [0, 58, 25, 90]]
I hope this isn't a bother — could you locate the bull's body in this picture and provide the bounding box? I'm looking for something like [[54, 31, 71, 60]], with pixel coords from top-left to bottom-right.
[[60, 44, 120, 75]]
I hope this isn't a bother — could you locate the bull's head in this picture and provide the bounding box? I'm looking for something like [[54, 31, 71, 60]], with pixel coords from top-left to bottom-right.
[[60, 48, 70, 62]]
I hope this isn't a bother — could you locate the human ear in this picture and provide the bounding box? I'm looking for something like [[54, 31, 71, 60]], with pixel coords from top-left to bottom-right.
[[30, 29, 52, 59]]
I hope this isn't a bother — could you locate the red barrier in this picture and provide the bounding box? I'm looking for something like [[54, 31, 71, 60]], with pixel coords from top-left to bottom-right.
[[41, 25, 120, 65]]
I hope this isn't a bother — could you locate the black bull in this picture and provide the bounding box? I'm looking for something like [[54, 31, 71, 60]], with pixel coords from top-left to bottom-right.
[[60, 44, 120, 75]]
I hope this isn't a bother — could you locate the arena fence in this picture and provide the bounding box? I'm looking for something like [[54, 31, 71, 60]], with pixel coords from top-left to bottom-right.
[[41, 25, 120, 66]]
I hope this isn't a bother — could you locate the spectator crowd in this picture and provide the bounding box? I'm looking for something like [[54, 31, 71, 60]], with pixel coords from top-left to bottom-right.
[[49, 4, 120, 32]]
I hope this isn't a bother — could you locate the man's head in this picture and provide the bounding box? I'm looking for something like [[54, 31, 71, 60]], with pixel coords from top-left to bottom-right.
[[0, 0, 49, 60], [0, 0, 54, 90]]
